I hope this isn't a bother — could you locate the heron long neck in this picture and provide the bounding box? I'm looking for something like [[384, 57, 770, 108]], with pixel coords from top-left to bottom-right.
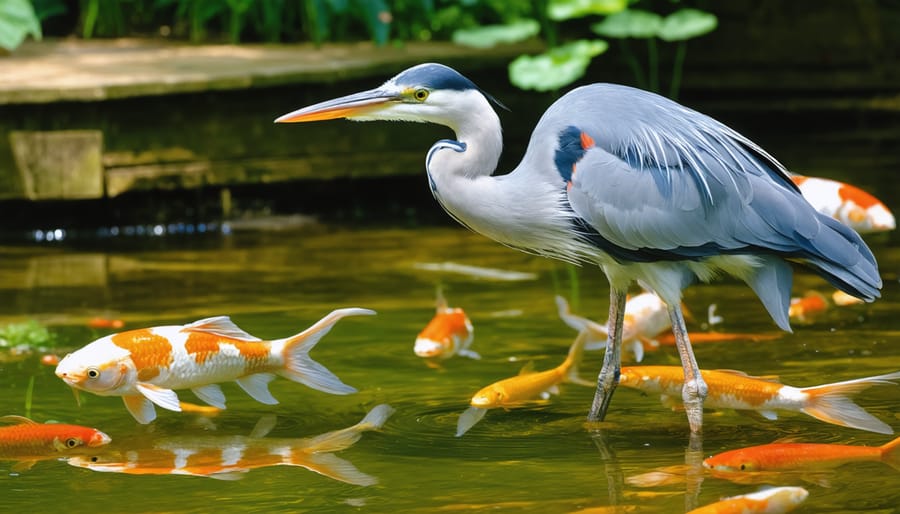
[[426, 100, 592, 263]]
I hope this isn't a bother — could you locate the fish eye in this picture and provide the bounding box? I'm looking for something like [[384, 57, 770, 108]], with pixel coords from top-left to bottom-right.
[[739, 464, 746, 470], [91, 456, 99, 462], [66, 438, 80, 448], [413, 89, 429, 102], [87, 368, 100, 379]]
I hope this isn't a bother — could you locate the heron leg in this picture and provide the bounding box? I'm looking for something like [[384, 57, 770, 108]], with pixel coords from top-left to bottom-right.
[[587, 288, 627, 421], [668, 303, 708, 434]]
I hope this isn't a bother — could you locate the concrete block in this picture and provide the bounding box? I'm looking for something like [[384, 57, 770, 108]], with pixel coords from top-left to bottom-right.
[[9, 130, 104, 199]]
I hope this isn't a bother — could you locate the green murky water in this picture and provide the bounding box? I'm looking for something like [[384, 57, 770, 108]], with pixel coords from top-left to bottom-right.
[[1, 223, 899, 513]]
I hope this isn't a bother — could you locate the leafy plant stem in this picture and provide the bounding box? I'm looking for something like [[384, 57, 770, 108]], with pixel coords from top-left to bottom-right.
[[530, 0, 556, 48], [647, 37, 659, 93], [619, 40, 646, 89], [82, 0, 98, 38], [669, 41, 687, 100]]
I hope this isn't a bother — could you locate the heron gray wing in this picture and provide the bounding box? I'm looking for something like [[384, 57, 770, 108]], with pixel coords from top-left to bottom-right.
[[564, 131, 880, 301]]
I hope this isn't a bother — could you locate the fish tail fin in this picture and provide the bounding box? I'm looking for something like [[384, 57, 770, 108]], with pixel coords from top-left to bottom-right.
[[880, 435, 900, 471], [302, 453, 378, 486], [278, 308, 375, 395], [456, 406, 487, 437], [800, 371, 900, 434], [303, 404, 394, 454], [564, 331, 594, 387]]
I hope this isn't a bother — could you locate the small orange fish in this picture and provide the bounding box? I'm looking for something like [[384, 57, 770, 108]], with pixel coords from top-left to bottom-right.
[[456, 330, 593, 436], [68, 404, 393, 484], [88, 317, 125, 329], [788, 290, 829, 323], [56, 308, 374, 424], [703, 435, 900, 473], [687, 486, 808, 514], [618, 366, 900, 433], [414, 290, 477, 360], [792, 175, 895, 234], [0, 415, 111, 470]]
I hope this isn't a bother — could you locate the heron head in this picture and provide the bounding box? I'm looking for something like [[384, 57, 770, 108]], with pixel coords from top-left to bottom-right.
[[275, 63, 504, 129]]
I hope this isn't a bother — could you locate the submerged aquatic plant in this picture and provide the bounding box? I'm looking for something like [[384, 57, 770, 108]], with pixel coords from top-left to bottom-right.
[[0, 320, 56, 349]]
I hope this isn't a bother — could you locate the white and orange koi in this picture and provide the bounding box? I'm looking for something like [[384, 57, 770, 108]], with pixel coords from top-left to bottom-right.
[[618, 366, 900, 434], [792, 175, 895, 234], [687, 486, 808, 514], [68, 404, 393, 484], [456, 330, 593, 436], [788, 290, 829, 323], [414, 290, 477, 360], [55, 308, 374, 424], [556, 293, 670, 362]]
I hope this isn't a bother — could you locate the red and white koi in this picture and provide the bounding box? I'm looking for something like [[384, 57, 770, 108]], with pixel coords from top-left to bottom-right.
[[68, 404, 393, 484], [788, 290, 829, 323], [414, 290, 477, 360], [703, 435, 900, 473], [792, 175, 895, 234], [55, 308, 374, 424], [687, 486, 808, 514], [456, 330, 593, 436], [556, 293, 670, 362], [618, 366, 900, 433], [0, 415, 110, 470]]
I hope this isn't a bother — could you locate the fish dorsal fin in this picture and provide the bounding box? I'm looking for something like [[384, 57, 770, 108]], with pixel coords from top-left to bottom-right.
[[713, 369, 781, 383], [0, 415, 37, 425], [518, 361, 536, 376], [435, 286, 448, 312], [182, 316, 261, 341], [249, 414, 277, 439]]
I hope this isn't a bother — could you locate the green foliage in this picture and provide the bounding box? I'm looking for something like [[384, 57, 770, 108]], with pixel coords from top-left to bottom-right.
[[0, 320, 56, 349], [452, 19, 539, 48], [547, 0, 626, 21], [509, 39, 607, 91], [0, 0, 42, 51]]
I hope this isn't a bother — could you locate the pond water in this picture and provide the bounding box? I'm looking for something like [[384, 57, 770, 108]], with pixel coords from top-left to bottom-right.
[[1, 218, 899, 513]]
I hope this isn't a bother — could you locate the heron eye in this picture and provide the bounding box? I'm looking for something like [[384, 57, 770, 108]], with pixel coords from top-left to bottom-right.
[[413, 89, 429, 102], [66, 438, 80, 448], [87, 368, 100, 379]]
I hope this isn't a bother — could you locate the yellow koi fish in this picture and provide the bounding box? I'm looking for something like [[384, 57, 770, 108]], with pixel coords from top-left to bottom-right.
[[68, 404, 393, 484], [414, 290, 477, 360], [703, 435, 900, 472], [687, 486, 808, 514], [55, 308, 374, 424], [456, 331, 593, 436], [618, 366, 900, 433]]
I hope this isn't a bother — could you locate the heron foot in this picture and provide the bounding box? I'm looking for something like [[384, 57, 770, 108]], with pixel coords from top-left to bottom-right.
[[681, 376, 708, 434], [588, 366, 620, 421]]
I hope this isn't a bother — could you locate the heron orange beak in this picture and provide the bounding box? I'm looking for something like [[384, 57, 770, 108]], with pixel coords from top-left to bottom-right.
[[274, 88, 400, 123]]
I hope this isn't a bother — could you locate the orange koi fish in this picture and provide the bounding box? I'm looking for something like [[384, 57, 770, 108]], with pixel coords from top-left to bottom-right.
[[788, 290, 829, 323], [414, 290, 477, 360], [0, 415, 111, 470], [703, 435, 900, 472], [55, 308, 374, 424], [618, 366, 900, 433], [687, 486, 808, 514], [456, 331, 593, 436], [792, 175, 895, 234], [556, 292, 670, 362], [68, 404, 393, 484]]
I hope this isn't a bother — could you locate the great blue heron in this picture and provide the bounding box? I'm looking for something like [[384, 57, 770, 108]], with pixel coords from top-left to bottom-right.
[[275, 63, 881, 434]]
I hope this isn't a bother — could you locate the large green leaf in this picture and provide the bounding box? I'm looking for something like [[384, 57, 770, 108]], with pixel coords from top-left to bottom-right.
[[452, 19, 540, 49], [509, 39, 608, 91], [0, 0, 42, 51], [548, 0, 627, 22], [590, 9, 662, 39], [657, 8, 717, 42]]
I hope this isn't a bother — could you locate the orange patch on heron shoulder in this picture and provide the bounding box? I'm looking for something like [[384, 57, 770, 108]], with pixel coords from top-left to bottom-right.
[[837, 183, 880, 209], [111, 329, 173, 372], [790, 175, 808, 186], [580, 131, 595, 150], [184, 332, 221, 365]]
